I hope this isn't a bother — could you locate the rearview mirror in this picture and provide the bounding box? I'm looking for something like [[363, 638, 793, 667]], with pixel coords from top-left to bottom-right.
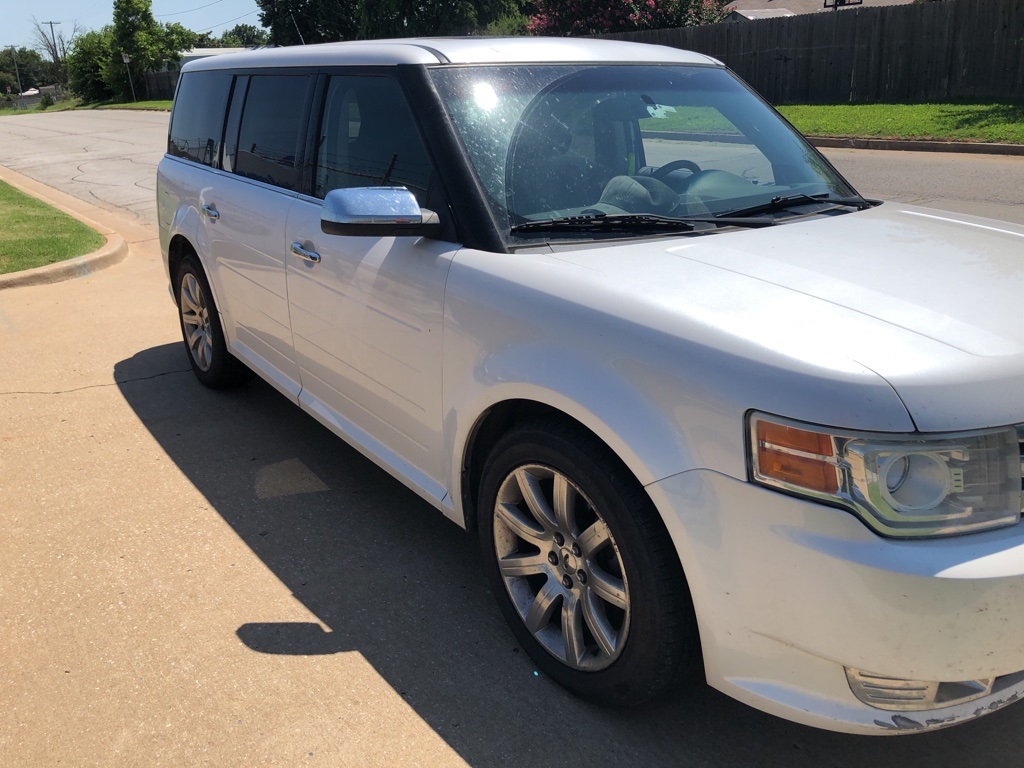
[[320, 187, 441, 237]]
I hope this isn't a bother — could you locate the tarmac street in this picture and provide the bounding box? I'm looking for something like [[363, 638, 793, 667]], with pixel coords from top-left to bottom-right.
[[2, 111, 1024, 766]]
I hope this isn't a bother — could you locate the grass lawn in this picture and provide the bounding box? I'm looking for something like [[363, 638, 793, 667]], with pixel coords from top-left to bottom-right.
[[92, 99, 173, 111], [638, 101, 1024, 144], [0, 181, 106, 275], [0, 99, 82, 118], [0, 98, 171, 117], [777, 102, 1024, 144]]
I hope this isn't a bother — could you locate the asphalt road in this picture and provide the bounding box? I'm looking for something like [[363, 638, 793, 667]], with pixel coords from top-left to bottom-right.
[[2, 110, 1024, 767]]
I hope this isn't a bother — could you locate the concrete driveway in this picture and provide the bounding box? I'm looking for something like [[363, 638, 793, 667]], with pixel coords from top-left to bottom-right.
[[2, 111, 1024, 767]]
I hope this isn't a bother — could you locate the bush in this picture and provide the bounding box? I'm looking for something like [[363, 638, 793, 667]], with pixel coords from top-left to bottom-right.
[[486, 12, 532, 35], [67, 28, 116, 102], [39, 92, 55, 110]]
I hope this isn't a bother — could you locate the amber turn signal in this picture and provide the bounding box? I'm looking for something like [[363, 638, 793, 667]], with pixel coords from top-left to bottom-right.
[[755, 420, 839, 494]]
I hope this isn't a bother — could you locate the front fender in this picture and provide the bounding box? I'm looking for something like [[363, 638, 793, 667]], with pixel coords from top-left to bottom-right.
[[442, 246, 911, 527], [447, 343, 695, 493]]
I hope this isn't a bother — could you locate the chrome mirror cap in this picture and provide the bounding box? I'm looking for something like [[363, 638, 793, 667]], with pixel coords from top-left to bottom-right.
[[322, 186, 424, 228], [321, 187, 441, 237]]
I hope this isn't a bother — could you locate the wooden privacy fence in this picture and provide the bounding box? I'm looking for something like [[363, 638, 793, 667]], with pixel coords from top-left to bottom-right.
[[601, 0, 1024, 103], [144, 70, 180, 101]]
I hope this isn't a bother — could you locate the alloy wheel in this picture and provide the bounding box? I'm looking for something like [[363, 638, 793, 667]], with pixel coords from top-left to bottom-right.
[[180, 272, 214, 371], [493, 464, 630, 670]]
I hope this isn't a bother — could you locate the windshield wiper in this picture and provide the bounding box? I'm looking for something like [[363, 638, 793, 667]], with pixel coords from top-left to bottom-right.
[[721, 193, 875, 219], [510, 212, 776, 235]]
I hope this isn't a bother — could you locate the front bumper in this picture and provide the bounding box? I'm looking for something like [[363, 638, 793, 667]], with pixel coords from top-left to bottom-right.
[[647, 469, 1024, 734]]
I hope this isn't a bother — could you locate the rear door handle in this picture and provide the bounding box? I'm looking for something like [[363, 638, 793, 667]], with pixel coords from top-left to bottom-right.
[[290, 242, 321, 263], [202, 205, 220, 221]]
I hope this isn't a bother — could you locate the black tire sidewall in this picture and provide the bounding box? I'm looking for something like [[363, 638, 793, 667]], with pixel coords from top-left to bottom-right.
[[478, 423, 695, 706], [174, 255, 243, 389]]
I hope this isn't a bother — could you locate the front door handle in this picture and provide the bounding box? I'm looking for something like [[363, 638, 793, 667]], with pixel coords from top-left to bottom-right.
[[290, 242, 321, 263], [202, 205, 220, 221]]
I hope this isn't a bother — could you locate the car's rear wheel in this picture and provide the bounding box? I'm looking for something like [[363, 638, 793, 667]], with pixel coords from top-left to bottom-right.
[[478, 421, 699, 706], [175, 255, 253, 389]]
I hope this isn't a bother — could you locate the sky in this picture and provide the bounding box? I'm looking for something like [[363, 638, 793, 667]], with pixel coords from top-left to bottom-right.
[[4, 0, 266, 52]]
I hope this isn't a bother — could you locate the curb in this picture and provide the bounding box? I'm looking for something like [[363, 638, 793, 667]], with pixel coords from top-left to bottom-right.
[[0, 164, 134, 290], [0, 233, 129, 290], [807, 136, 1024, 156]]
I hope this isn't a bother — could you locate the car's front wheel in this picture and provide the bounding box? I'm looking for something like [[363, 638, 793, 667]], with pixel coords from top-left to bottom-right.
[[479, 421, 699, 706]]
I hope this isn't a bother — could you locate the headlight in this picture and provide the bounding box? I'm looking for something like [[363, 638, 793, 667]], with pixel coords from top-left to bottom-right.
[[748, 412, 1021, 538]]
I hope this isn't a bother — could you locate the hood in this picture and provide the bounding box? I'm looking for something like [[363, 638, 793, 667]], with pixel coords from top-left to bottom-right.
[[548, 203, 1024, 432]]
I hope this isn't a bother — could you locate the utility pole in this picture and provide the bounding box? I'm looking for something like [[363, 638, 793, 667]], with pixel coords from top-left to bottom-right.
[[8, 46, 23, 95], [42, 20, 61, 64]]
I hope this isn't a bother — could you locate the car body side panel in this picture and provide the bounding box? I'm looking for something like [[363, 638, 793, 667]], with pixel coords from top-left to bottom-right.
[[441, 245, 914, 527], [201, 173, 301, 398], [285, 197, 459, 504], [158, 157, 303, 401]]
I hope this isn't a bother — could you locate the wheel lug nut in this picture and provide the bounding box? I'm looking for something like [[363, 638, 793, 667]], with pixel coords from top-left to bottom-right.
[[570, 543, 581, 557], [561, 575, 573, 589], [548, 552, 559, 566], [577, 570, 587, 584], [553, 532, 565, 546]]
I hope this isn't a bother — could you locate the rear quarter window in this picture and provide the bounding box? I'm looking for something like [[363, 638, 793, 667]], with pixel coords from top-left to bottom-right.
[[168, 71, 233, 166]]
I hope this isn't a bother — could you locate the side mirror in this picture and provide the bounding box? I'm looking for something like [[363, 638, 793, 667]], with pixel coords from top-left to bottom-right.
[[320, 187, 442, 238]]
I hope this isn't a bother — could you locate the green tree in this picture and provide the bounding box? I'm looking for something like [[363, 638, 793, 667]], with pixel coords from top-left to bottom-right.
[[485, 10, 533, 36], [0, 47, 49, 93], [105, 0, 198, 100], [0, 72, 17, 96], [257, 0, 359, 46], [67, 28, 116, 102], [257, 0, 525, 43], [357, 0, 520, 37], [219, 24, 270, 47], [359, 0, 472, 37], [528, 0, 729, 35]]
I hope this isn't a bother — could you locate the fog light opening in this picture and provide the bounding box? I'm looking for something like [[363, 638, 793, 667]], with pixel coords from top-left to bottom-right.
[[847, 668, 996, 711]]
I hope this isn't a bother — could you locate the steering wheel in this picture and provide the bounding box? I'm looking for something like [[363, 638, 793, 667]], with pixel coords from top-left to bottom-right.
[[652, 159, 702, 181]]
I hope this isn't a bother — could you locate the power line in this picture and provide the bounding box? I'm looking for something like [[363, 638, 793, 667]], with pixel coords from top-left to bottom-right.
[[201, 10, 260, 32], [76, 0, 110, 18], [156, 0, 227, 18]]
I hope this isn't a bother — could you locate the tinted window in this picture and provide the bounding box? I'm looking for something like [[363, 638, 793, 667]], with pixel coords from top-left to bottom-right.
[[235, 75, 313, 191], [168, 71, 232, 166], [314, 76, 434, 203]]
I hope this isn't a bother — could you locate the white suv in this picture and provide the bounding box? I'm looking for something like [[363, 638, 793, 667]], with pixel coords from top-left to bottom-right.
[[157, 37, 1024, 734]]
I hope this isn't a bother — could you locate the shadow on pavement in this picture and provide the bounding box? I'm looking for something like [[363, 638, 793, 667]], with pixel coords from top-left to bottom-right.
[[115, 343, 1024, 768]]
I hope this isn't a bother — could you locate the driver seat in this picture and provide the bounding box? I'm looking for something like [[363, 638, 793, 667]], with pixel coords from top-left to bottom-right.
[[508, 114, 606, 215]]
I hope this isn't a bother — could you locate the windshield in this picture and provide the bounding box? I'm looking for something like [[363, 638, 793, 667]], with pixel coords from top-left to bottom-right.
[[429, 64, 860, 241]]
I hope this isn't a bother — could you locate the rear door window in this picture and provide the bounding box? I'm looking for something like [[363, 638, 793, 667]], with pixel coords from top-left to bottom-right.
[[234, 74, 314, 191]]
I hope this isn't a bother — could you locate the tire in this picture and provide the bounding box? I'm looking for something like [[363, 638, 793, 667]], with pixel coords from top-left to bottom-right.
[[478, 420, 700, 706], [174, 255, 253, 389]]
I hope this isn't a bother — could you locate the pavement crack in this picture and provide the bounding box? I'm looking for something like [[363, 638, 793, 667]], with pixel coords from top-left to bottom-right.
[[0, 369, 191, 397]]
